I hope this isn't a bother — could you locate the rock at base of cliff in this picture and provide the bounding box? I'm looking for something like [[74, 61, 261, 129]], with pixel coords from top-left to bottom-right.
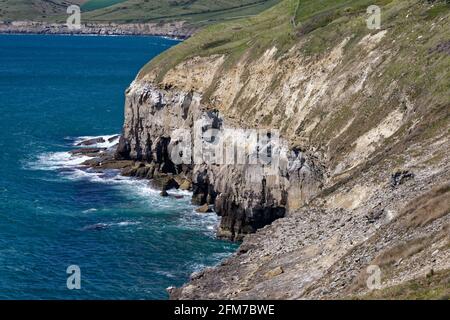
[[196, 204, 213, 213], [151, 175, 180, 191], [76, 137, 105, 146], [179, 179, 192, 191]]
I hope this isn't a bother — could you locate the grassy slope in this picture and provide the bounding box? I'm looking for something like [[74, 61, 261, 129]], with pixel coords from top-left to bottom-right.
[[81, 0, 281, 24], [358, 268, 450, 300], [0, 0, 85, 21], [141, 0, 449, 150], [140, 0, 401, 79], [0, 0, 281, 24], [82, 0, 126, 11], [142, 0, 449, 76]]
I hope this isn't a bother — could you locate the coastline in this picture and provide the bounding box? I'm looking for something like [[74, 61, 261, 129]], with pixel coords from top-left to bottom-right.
[[0, 20, 197, 39]]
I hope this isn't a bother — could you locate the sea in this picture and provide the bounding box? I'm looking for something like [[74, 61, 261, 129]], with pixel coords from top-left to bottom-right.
[[0, 34, 237, 299]]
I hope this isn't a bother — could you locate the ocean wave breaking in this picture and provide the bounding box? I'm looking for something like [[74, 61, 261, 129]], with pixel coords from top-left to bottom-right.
[[27, 134, 221, 237]]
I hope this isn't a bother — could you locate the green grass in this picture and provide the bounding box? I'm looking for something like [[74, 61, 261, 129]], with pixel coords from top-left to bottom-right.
[[358, 269, 450, 300], [81, 0, 282, 24], [82, 0, 127, 12], [138, 0, 403, 80], [0, 0, 282, 24], [0, 0, 84, 21]]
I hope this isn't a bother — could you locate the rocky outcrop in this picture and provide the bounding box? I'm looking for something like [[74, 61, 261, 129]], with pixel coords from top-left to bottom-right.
[[0, 20, 196, 38], [117, 81, 324, 240]]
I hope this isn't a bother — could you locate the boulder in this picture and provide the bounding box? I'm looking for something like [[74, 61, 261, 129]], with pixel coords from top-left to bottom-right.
[[196, 204, 212, 213], [108, 135, 120, 143], [96, 160, 134, 170], [179, 179, 192, 191], [121, 167, 137, 176], [70, 147, 105, 155], [265, 266, 284, 278], [115, 136, 131, 160], [76, 137, 105, 146], [152, 175, 180, 190], [391, 170, 414, 187], [82, 158, 101, 167], [135, 166, 151, 178]]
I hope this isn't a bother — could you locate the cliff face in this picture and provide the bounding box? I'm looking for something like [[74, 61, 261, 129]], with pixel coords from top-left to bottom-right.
[[118, 0, 450, 298], [118, 80, 323, 240]]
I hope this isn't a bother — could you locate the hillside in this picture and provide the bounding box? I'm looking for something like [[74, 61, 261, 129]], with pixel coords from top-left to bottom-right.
[[0, 0, 281, 24], [110, 0, 449, 299], [0, 0, 84, 21]]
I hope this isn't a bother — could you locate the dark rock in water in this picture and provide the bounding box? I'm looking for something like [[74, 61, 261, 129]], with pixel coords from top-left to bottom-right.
[[391, 170, 414, 187], [166, 286, 176, 295], [120, 162, 156, 178], [76, 137, 105, 146], [82, 158, 102, 167], [108, 135, 120, 143], [160, 189, 169, 197], [179, 179, 192, 191], [96, 160, 134, 170], [135, 166, 149, 178], [196, 204, 212, 213], [115, 136, 131, 160], [146, 164, 156, 179], [152, 175, 180, 190], [70, 147, 106, 156], [121, 167, 137, 176], [173, 195, 184, 199]]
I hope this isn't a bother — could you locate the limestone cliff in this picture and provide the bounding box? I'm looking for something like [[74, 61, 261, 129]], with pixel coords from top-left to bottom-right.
[[117, 0, 450, 298]]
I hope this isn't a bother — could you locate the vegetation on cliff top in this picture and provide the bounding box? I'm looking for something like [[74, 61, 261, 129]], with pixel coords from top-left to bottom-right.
[[140, 0, 450, 81], [0, 0, 281, 24]]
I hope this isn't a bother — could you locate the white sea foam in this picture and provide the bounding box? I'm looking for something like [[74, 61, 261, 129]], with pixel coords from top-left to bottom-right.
[[81, 221, 141, 231], [115, 221, 141, 227], [30, 134, 222, 237], [31, 151, 93, 171], [178, 208, 220, 238], [155, 270, 176, 279], [30, 137, 189, 206]]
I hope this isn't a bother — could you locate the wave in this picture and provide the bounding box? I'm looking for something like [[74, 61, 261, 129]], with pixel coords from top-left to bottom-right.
[[31, 151, 93, 171], [82, 208, 98, 213], [28, 134, 221, 238], [81, 221, 141, 231]]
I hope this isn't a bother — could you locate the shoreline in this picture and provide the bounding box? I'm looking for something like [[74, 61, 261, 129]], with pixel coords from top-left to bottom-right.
[[0, 32, 186, 41], [0, 21, 197, 40]]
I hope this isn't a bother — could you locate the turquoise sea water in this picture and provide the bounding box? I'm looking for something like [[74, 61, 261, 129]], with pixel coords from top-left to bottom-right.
[[0, 34, 237, 299]]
